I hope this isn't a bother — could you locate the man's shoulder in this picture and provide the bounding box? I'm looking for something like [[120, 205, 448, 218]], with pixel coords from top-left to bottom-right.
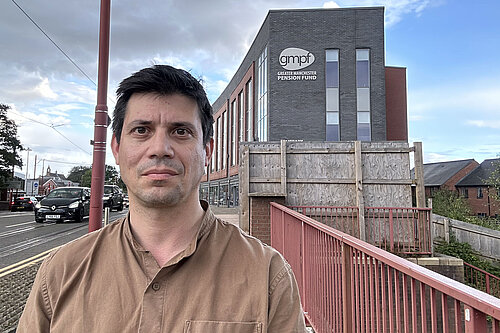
[[44, 218, 126, 268]]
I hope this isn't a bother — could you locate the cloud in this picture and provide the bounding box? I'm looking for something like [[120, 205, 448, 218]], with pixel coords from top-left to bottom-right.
[[467, 120, 500, 129], [323, 1, 341, 8], [331, 0, 441, 27]]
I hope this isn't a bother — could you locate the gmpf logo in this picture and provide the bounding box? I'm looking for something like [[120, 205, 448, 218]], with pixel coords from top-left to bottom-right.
[[279, 48, 315, 70]]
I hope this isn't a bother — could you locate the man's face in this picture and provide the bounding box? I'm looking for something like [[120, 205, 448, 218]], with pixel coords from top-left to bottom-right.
[[111, 93, 212, 208]]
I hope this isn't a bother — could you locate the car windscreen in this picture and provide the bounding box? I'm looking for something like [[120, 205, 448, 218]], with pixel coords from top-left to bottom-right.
[[104, 187, 114, 194], [46, 189, 81, 199]]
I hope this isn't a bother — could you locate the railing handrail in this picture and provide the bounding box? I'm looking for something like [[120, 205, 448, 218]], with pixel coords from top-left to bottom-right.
[[271, 202, 500, 319], [464, 261, 500, 281], [366, 206, 432, 211]]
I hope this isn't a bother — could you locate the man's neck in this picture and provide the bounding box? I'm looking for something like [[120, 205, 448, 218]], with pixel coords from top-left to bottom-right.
[[128, 197, 205, 267]]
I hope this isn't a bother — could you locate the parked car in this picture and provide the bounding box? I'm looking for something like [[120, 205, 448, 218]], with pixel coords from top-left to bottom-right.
[[11, 196, 38, 212], [34, 187, 90, 223], [123, 195, 129, 208], [103, 185, 124, 211]]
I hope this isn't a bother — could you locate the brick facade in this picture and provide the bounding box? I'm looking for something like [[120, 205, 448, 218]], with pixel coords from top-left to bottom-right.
[[249, 196, 285, 245]]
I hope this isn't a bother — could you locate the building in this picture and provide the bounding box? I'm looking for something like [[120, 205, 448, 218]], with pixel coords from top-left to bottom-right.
[[411, 159, 479, 198], [201, 7, 408, 207], [456, 158, 500, 217], [39, 166, 77, 194]]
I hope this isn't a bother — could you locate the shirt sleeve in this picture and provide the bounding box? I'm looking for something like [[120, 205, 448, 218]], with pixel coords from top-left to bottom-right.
[[17, 255, 53, 332], [267, 261, 307, 333]]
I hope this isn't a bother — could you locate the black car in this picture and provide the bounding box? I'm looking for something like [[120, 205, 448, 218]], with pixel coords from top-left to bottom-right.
[[11, 196, 38, 211], [103, 185, 124, 211], [34, 187, 90, 223]]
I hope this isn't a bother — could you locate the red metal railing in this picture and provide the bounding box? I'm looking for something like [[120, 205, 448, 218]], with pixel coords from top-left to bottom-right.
[[365, 207, 432, 254], [271, 202, 500, 333], [290, 206, 360, 238], [290, 205, 432, 255], [464, 262, 500, 299]]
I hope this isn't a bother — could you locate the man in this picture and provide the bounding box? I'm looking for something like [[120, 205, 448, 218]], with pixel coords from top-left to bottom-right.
[[18, 65, 306, 332]]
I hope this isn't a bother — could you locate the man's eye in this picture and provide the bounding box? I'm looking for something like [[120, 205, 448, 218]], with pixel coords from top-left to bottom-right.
[[132, 127, 148, 135], [174, 128, 190, 136]]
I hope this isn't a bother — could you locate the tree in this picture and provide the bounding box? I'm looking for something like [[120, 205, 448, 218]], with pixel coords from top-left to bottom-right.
[[432, 189, 473, 221], [0, 104, 23, 188], [488, 157, 500, 201], [67, 165, 91, 184], [74, 164, 125, 191]]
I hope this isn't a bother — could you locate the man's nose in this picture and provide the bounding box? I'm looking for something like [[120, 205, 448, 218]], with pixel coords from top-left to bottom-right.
[[148, 130, 174, 158]]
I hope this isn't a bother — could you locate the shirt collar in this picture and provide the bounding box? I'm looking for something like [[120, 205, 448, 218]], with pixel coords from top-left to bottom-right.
[[123, 200, 216, 266]]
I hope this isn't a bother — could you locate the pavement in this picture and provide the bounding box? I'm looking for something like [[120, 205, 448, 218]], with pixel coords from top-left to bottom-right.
[[0, 208, 240, 333]]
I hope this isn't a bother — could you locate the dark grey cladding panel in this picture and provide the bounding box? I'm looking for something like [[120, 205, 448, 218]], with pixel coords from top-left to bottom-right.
[[213, 7, 387, 141], [266, 8, 386, 141]]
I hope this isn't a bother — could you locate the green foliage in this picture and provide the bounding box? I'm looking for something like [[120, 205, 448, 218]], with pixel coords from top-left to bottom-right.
[[432, 189, 472, 220], [67, 165, 91, 184], [72, 164, 125, 192], [0, 104, 23, 188], [488, 157, 500, 201], [432, 189, 500, 231], [436, 236, 500, 278]]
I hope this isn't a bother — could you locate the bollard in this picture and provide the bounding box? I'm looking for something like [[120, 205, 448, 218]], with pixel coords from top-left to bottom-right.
[[103, 207, 110, 227]]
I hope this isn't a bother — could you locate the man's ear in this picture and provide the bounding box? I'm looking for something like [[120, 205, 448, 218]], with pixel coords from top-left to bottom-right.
[[111, 133, 120, 165], [204, 138, 214, 167]]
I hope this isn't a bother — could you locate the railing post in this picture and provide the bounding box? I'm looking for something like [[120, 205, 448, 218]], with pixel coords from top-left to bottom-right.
[[464, 305, 488, 332], [389, 209, 394, 252], [301, 221, 307, 311], [342, 242, 353, 333], [486, 275, 490, 294]]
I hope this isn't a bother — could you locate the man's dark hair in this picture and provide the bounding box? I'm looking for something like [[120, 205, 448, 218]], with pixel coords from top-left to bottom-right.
[[112, 65, 214, 144]]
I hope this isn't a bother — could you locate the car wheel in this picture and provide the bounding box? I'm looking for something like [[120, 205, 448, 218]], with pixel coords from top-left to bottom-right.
[[35, 218, 43, 223], [108, 200, 114, 212], [118, 202, 124, 211], [75, 208, 84, 223]]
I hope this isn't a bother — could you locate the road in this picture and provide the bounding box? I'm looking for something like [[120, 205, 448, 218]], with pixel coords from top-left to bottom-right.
[[0, 209, 128, 270]]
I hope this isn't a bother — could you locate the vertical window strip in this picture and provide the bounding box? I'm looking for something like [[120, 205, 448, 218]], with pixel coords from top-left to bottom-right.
[[356, 49, 371, 141], [222, 111, 227, 170], [246, 79, 253, 141], [231, 100, 237, 166], [211, 122, 216, 172], [217, 117, 221, 171], [325, 49, 339, 141], [257, 47, 268, 141]]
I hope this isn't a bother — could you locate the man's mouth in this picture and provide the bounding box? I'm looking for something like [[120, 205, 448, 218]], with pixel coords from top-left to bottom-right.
[[142, 168, 179, 180]]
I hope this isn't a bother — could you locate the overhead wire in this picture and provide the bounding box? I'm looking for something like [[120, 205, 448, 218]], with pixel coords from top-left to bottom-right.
[[8, 109, 92, 155], [10, 0, 116, 105]]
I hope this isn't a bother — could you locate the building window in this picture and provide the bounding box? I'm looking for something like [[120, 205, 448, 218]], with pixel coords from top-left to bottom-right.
[[231, 100, 237, 166], [222, 111, 227, 170], [211, 122, 216, 172], [461, 188, 469, 199], [356, 49, 371, 141], [239, 91, 244, 143], [325, 49, 339, 141], [477, 187, 483, 199], [257, 47, 268, 141], [246, 79, 253, 141], [217, 117, 222, 171]]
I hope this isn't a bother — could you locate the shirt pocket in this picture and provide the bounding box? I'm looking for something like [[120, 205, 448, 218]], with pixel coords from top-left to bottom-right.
[[184, 320, 262, 333]]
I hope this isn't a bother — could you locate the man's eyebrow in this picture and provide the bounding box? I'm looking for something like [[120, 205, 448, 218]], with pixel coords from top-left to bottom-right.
[[171, 121, 197, 130], [126, 120, 152, 128]]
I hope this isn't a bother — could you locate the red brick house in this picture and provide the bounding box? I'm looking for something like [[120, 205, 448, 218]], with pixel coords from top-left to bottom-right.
[[412, 159, 479, 198], [456, 158, 500, 217]]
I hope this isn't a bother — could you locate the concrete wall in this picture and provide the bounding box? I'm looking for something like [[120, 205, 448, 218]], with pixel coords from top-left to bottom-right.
[[433, 213, 500, 262]]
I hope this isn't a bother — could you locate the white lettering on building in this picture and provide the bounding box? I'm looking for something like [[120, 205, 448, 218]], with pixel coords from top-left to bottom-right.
[[279, 48, 315, 70]]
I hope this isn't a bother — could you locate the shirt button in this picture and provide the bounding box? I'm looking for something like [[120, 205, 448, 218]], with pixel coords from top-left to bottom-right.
[[152, 282, 160, 291]]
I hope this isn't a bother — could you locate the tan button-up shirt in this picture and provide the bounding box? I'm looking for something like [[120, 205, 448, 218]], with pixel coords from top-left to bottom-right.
[[18, 203, 306, 332]]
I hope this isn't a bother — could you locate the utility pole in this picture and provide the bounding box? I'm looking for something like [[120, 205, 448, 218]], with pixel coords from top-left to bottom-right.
[[24, 148, 32, 193], [89, 0, 111, 232]]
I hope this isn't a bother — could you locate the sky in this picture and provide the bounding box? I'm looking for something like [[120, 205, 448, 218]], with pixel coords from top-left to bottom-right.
[[1, 0, 499, 179]]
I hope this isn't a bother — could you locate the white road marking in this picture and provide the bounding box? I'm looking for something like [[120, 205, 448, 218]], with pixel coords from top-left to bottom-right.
[[5, 221, 37, 228]]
